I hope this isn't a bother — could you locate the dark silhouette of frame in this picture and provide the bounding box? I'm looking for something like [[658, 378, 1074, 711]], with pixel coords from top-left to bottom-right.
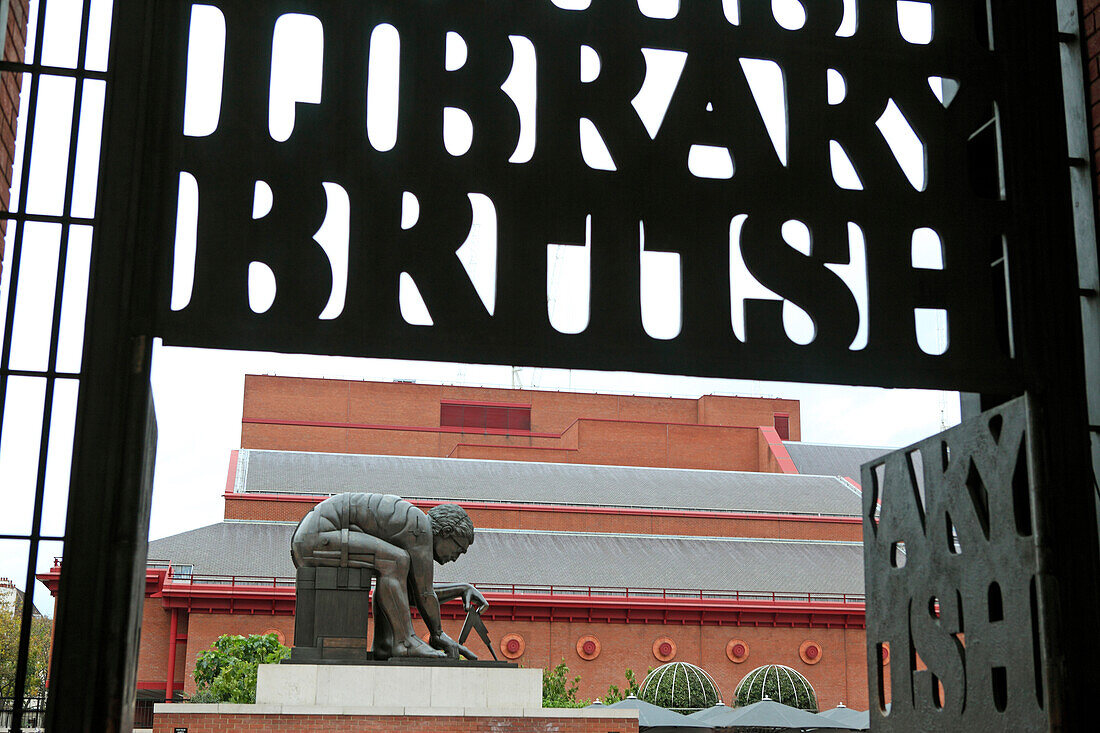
[[0, 1, 1094, 730]]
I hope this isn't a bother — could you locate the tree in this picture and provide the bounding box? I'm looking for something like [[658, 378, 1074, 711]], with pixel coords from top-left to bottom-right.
[[542, 660, 588, 708], [191, 633, 290, 703], [603, 668, 642, 704], [0, 597, 51, 703]]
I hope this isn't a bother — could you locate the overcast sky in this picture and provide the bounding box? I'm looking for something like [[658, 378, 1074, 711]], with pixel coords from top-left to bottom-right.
[[1, 0, 952, 612]]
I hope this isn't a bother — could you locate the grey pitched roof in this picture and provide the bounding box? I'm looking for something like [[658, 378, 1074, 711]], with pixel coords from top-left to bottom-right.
[[234, 450, 862, 517], [782, 443, 893, 483], [148, 522, 864, 596]]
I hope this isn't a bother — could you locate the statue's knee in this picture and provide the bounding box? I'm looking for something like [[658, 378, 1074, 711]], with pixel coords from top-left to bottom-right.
[[392, 548, 410, 574], [376, 548, 410, 578]]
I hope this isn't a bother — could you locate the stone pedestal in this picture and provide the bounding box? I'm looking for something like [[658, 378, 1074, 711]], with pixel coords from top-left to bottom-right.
[[291, 566, 372, 662], [154, 663, 639, 732], [257, 663, 542, 709]]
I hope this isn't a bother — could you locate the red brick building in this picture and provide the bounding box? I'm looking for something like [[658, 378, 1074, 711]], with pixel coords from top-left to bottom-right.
[[37, 375, 886, 716], [1, 0, 29, 246]]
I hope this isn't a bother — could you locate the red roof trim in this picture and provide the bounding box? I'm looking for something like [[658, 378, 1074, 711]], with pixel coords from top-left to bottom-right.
[[223, 492, 862, 524], [225, 449, 239, 494], [759, 426, 800, 475]]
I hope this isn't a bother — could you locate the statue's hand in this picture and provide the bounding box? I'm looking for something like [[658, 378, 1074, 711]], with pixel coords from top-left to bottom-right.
[[462, 584, 488, 612], [431, 631, 478, 661]]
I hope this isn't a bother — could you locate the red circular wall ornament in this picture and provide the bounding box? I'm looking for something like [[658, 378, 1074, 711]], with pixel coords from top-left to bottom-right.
[[726, 638, 749, 663], [500, 633, 525, 660], [576, 634, 601, 660], [799, 640, 823, 665], [652, 637, 676, 662], [261, 628, 286, 645], [880, 644, 891, 666]]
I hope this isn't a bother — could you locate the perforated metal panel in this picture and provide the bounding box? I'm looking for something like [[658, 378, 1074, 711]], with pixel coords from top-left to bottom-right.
[[135, 0, 1026, 391]]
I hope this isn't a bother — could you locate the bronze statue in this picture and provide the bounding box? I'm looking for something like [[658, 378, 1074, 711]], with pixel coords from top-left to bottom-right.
[[291, 493, 487, 660]]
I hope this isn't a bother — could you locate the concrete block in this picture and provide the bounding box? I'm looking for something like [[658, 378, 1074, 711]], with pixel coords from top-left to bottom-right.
[[404, 706, 467, 716], [217, 703, 280, 714], [281, 705, 344, 716], [315, 664, 373, 707], [466, 707, 527, 717], [256, 664, 318, 705], [484, 667, 542, 708], [340, 705, 408, 716], [256, 663, 540, 710], [364, 665, 427, 708], [521, 707, 639, 718], [430, 666, 488, 707]]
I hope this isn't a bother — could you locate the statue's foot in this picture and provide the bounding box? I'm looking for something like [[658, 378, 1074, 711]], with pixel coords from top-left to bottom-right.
[[391, 635, 446, 659]]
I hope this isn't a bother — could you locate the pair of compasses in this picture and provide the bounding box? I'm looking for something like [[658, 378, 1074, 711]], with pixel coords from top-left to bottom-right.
[[458, 605, 498, 661]]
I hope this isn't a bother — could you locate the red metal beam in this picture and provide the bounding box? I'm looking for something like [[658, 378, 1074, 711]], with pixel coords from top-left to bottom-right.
[[165, 609, 178, 701], [150, 583, 864, 628]]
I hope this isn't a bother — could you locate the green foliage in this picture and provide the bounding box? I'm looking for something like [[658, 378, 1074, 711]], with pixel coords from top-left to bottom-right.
[[603, 668, 642, 704], [734, 665, 818, 712], [639, 663, 722, 713], [191, 633, 290, 704], [542, 660, 588, 708], [0, 597, 51, 702]]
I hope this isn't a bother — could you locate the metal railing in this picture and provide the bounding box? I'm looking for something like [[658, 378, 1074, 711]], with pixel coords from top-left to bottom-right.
[[155, 571, 863, 605], [0, 698, 46, 730], [162, 573, 296, 589]]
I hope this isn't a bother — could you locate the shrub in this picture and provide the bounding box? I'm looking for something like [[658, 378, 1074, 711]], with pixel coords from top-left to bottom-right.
[[191, 633, 290, 704], [542, 660, 588, 708], [603, 668, 642, 704]]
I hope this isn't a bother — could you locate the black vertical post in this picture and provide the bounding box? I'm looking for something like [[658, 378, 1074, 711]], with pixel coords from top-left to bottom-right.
[[994, 1, 1100, 728], [43, 1, 161, 730]]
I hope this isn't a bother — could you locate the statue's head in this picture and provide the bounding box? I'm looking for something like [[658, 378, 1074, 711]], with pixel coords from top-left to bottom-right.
[[428, 503, 474, 564]]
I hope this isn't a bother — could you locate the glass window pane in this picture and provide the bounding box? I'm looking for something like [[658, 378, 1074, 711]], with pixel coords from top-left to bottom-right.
[[41, 379, 77, 536], [25, 75, 75, 216], [40, 0, 83, 69], [55, 226, 92, 373], [0, 376, 47, 535], [8, 222, 61, 372], [70, 80, 105, 219], [85, 0, 115, 72]]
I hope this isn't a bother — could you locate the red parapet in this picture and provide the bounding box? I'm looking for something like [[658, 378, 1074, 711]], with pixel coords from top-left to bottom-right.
[[38, 565, 168, 597], [41, 561, 865, 628]]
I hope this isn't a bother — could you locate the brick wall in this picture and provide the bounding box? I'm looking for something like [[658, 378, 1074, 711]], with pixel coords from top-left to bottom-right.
[[135, 598, 172, 691], [1, 0, 29, 246], [475, 619, 870, 710], [154, 608, 868, 710], [181, 613, 296, 695], [1087, 0, 1100, 201], [448, 419, 763, 470], [241, 376, 803, 456], [153, 712, 640, 733]]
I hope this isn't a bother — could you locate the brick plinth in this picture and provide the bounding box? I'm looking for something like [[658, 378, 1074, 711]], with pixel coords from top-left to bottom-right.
[[153, 707, 638, 733]]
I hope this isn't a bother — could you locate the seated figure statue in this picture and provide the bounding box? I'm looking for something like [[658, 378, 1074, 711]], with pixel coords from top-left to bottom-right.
[[291, 492, 487, 660]]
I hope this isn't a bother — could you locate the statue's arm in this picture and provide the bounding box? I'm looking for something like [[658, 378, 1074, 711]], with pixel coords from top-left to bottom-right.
[[408, 546, 477, 659], [407, 545, 443, 635], [433, 583, 488, 611]]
